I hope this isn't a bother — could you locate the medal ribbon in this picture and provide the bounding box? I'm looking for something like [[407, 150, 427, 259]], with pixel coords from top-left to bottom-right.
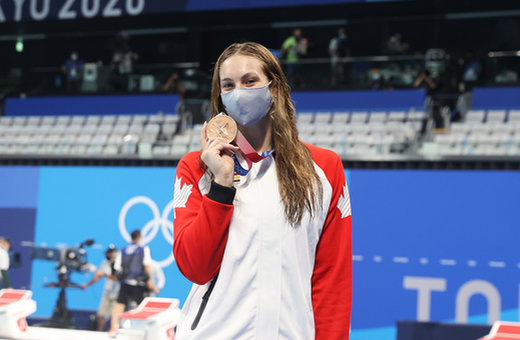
[[233, 130, 274, 176]]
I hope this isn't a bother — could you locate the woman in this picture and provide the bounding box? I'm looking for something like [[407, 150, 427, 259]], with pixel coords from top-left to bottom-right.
[[173, 42, 352, 339]]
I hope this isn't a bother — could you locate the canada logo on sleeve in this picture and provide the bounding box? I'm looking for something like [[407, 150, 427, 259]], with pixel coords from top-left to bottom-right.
[[337, 184, 351, 218], [174, 176, 193, 217]]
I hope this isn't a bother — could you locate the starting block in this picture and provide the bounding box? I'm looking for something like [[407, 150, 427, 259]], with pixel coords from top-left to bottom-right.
[[0, 289, 37, 339], [116, 297, 181, 340], [479, 321, 520, 340]]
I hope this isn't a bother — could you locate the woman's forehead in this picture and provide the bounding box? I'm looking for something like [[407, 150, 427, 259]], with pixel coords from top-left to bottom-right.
[[220, 55, 265, 79]]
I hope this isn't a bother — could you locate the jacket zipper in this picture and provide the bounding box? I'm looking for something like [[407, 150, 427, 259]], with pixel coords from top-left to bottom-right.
[[191, 274, 218, 330]]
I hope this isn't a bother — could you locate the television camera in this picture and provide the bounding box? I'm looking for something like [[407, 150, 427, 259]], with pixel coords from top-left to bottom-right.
[[30, 239, 95, 329]]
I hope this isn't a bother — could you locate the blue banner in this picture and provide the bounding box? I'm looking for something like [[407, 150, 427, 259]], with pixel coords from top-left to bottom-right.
[[4, 94, 179, 116], [292, 89, 425, 112], [0, 0, 373, 23], [1, 166, 519, 340]]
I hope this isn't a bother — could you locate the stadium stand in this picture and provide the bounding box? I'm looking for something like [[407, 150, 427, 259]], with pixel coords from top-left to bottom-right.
[[425, 88, 520, 157]]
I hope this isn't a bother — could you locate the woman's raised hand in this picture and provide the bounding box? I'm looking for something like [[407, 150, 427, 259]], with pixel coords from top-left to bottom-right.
[[200, 122, 239, 187]]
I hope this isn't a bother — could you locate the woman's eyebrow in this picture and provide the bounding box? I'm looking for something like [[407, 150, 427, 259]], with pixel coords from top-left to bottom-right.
[[240, 72, 259, 81], [221, 77, 234, 83]]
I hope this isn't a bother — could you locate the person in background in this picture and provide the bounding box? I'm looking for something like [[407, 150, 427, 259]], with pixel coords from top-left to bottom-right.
[[146, 260, 165, 297], [62, 51, 84, 92], [329, 27, 349, 86], [109, 230, 156, 337], [82, 245, 120, 331], [0, 237, 11, 289], [163, 72, 190, 133], [386, 33, 409, 54], [173, 41, 352, 339], [111, 39, 139, 91], [281, 28, 308, 87], [163, 72, 186, 100], [414, 68, 443, 131]]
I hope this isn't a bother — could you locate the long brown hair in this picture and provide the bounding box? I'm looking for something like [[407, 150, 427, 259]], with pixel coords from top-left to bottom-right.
[[210, 42, 322, 225]]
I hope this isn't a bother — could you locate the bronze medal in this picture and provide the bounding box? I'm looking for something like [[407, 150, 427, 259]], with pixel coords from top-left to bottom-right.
[[206, 114, 238, 143]]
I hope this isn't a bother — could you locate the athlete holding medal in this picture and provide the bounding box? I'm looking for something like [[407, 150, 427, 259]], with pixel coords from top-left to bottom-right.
[[173, 42, 352, 339]]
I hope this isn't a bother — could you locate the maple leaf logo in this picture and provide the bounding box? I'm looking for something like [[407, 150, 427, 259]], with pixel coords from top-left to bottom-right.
[[173, 176, 193, 219], [337, 184, 351, 219]]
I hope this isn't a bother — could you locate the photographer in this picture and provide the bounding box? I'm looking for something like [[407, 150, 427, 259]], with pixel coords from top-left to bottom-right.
[[109, 230, 156, 336], [414, 68, 444, 131], [0, 237, 11, 288], [82, 245, 120, 331]]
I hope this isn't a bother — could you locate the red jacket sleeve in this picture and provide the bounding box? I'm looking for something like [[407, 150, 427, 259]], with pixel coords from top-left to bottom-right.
[[173, 152, 234, 285], [310, 148, 352, 340]]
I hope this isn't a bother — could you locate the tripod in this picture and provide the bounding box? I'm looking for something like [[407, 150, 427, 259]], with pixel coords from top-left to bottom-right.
[[41, 264, 82, 329]]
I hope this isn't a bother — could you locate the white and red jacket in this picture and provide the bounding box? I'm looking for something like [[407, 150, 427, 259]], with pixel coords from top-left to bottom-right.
[[173, 143, 352, 339]]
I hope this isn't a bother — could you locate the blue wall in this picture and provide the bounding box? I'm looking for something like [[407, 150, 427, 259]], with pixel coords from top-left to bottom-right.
[[2, 166, 519, 340], [472, 87, 520, 110], [292, 89, 425, 112], [3, 90, 423, 118], [4, 94, 180, 116]]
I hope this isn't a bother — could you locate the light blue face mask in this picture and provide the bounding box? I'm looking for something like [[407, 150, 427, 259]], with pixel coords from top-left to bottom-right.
[[220, 82, 272, 126]]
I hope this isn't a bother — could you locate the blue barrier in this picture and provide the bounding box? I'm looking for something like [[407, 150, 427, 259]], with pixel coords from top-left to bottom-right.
[[472, 87, 520, 110], [4, 94, 180, 116], [291, 89, 426, 112]]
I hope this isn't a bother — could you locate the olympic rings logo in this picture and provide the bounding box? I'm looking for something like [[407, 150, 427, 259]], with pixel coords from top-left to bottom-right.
[[119, 196, 174, 268]]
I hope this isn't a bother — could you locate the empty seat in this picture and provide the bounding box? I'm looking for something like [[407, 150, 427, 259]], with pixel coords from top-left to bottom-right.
[[172, 134, 192, 146], [76, 134, 93, 145], [116, 115, 133, 125], [55, 116, 71, 126], [103, 145, 119, 155], [91, 134, 109, 145], [97, 125, 113, 134], [132, 114, 149, 124], [297, 122, 314, 135], [164, 114, 180, 124], [85, 115, 101, 125], [0, 116, 13, 126], [112, 124, 129, 135], [486, 110, 506, 123], [60, 134, 78, 145], [82, 125, 99, 134], [86, 144, 104, 155], [331, 112, 350, 124], [388, 111, 407, 122], [171, 144, 188, 157], [314, 112, 332, 124], [466, 110, 486, 123], [101, 115, 117, 125], [368, 111, 387, 124], [69, 145, 88, 154], [162, 124, 178, 138], [350, 111, 368, 124], [44, 134, 61, 145], [41, 116, 57, 126], [296, 112, 314, 124], [313, 123, 332, 134], [153, 145, 171, 156], [148, 114, 165, 124], [508, 110, 520, 123], [407, 110, 426, 121], [107, 134, 124, 145], [70, 116, 86, 125], [26, 116, 42, 126], [12, 117, 27, 126]]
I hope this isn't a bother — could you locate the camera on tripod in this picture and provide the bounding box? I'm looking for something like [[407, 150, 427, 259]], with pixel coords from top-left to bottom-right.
[[31, 239, 95, 281], [29, 238, 95, 329]]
